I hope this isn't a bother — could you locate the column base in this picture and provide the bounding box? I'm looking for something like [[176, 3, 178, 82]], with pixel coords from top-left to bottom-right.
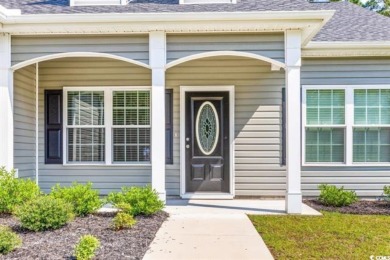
[[285, 192, 302, 214]]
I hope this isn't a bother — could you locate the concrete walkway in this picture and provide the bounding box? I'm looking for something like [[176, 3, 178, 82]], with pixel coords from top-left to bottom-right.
[[143, 200, 320, 260]]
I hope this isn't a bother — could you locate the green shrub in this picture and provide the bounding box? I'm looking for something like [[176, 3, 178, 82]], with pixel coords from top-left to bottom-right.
[[318, 184, 358, 207], [15, 196, 74, 231], [74, 235, 100, 260], [384, 186, 390, 200], [112, 212, 137, 230], [0, 167, 40, 214], [51, 182, 103, 217], [0, 225, 22, 255], [107, 185, 163, 216]]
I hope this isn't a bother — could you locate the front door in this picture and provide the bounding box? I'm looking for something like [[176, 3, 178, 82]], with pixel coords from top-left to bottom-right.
[[185, 91, 230, 193]]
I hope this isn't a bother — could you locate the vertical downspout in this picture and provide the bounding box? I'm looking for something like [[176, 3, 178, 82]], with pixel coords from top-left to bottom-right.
[[35, 63, 39, 185]]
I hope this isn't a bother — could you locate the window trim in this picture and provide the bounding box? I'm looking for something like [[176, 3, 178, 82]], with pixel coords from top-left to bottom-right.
[[302, 85, 390, 167], [63, 86, 152, 166]]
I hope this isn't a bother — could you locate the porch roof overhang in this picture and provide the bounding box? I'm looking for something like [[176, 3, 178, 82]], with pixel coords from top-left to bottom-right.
[[0, 6, 334, 46], [303, 41, 390, 57]]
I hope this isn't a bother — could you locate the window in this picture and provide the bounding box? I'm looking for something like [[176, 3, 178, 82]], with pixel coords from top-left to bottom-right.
[[305, 89, 345, 163], [64, 88, 151, 165], [303, 86, 390, 165], [67, 91, 105, 163], [353, 89, 390, 163], [112, 91, 151, 163]]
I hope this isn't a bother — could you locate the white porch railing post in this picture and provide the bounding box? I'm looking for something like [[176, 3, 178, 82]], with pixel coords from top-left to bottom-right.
[[149, 31, 167, 202], [0, 33, 13, 171], [285, 30, 302, 214]]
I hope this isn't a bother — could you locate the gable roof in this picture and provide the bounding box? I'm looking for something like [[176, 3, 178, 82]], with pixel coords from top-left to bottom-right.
[[0, 0, 389, 42]]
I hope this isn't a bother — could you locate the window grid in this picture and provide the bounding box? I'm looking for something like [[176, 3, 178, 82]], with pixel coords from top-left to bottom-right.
[[305, 89, 346, 163], [112, 91, 151, 163], [303, 86, 390, 166], [64, 88, 151, 165], [66, 91, 105, 163], [305, 127, 345, 163], [353, 89, 390, 163]]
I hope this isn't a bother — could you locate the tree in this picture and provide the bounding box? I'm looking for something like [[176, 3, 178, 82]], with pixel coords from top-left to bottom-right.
[[333, 0, 390, 17]]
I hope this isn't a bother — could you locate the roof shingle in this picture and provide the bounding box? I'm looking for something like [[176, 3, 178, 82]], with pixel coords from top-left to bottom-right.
[[0, 0, 389, 42]]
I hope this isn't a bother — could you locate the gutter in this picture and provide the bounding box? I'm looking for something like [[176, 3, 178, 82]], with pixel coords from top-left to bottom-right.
[[0, 5, 335, 46], [4, 10, 335, 24]]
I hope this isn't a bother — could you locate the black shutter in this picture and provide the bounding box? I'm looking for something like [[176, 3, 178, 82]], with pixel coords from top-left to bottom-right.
[[45, 90, 63, 164], [281, 88, 286, 166], [165, 89, 173, 164]]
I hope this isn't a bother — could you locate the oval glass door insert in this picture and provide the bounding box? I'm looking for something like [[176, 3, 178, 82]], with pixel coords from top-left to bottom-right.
[[195, 101, 219, 155]]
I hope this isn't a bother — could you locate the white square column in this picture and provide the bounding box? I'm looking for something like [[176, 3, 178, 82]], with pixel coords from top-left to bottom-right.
[[0, 33, 13, 171], [149, 31, 167, 202], [285, 30, 302, 214]]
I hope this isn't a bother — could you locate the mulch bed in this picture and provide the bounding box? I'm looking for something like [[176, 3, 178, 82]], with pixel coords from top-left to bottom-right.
[[0, 211, 168, 260], [305, 199, 390, 216]]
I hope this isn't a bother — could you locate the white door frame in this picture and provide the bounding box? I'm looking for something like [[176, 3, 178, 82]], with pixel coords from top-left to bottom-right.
[[180, 85, 235, 199]]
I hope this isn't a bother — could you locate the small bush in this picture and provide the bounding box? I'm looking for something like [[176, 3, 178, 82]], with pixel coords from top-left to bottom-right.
[[107, 185, 163, 216], [51, 182, 103, 217], [74, 235, 100, 260], [0, 167, 40, 214], [0, 225, 22, 255], [15, 196, 74, 232], [112, 212, 137, 230], [318, 184, 358, 207], [384, 186, 390, 200]]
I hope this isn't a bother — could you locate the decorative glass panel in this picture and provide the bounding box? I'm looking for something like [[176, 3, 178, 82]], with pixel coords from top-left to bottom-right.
[[353, 128, 390, 162], [305, 128, 345, 163], [354, 89, 390, 125], [306, 90, 345, 125], [196, 101, 219, 155], [112, 91, 151, 163]]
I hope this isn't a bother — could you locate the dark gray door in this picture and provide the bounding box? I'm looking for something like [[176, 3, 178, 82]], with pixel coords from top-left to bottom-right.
[[185, 91, 230, 193]]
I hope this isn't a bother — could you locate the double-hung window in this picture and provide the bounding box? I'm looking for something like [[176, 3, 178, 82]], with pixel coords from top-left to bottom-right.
[[303, 85, 390, 165], [64, 87, 151, 165]]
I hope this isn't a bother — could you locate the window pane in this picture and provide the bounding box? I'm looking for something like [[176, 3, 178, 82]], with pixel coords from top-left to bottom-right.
[[354, 89, 390, 125], [67, 91, 104, 126], [67, 128, 105, 162], [353, 128, 390, 162], [305, 128, 345, 163], [306, 89, 345, 125]]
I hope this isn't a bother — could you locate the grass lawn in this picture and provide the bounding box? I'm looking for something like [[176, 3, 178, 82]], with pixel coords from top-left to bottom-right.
[[249, 212, 390, 260]]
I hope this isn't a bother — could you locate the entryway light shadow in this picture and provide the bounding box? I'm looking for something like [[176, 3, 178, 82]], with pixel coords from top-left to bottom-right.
[[166, 200, 286, 214]]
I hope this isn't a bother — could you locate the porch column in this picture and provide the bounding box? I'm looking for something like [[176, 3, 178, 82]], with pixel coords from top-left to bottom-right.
[[285, 30, 302, 214], [0, 33, 13, 171], [149, 31, 166, 202]]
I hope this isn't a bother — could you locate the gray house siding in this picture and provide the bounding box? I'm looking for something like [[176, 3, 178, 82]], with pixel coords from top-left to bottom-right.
[[11, 35, 149, 66], [14, 64, 36, 179], [167, 33, 285, 64], [166, 56, 286, 196], [301, 57, 390, 197], [37, 57, 151, 194]]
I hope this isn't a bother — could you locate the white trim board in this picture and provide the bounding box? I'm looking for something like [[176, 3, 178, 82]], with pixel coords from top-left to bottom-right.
[[179, 85, 235, 199]]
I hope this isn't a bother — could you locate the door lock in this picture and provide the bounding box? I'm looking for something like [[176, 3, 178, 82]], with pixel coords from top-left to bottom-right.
[[186, 145, 190, 149]]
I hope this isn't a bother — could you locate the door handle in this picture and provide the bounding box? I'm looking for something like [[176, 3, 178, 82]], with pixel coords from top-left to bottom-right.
[[186, 145, 190, 149], [186, 137, 190, 142]]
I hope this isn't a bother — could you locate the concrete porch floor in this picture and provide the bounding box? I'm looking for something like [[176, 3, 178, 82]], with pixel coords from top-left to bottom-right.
[[143, 200, 321, 260]]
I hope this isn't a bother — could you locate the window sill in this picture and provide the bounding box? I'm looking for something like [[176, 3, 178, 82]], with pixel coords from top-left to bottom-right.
[[302, 163, 390, 167], [62, 163, 152, 167]]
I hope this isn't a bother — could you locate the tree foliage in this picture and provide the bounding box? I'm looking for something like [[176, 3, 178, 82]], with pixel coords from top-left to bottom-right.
[[341, 0, 390, 17]]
